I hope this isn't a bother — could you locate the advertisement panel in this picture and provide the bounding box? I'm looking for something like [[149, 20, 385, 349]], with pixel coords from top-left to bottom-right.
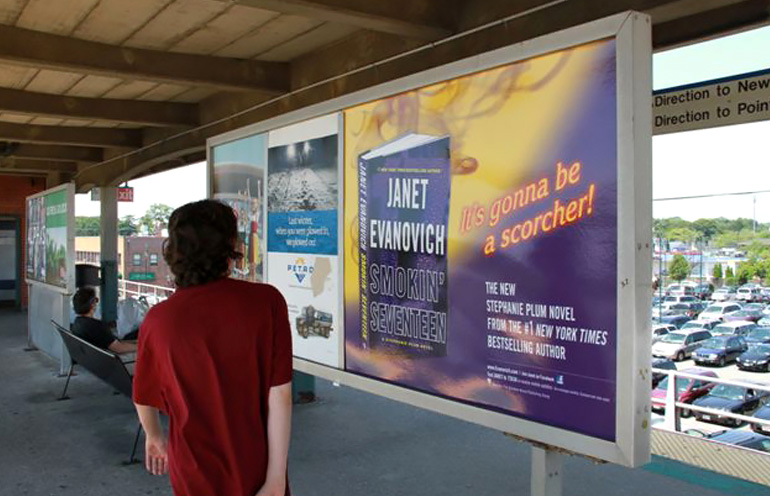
[[266, 114, 342, 368], [211, 134, 267, 283], [344, 39, 619, 441], [25, 184, 75, 291], [208, 12, 651, 467]]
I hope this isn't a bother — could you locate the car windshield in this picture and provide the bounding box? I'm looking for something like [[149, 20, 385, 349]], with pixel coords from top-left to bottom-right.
[[749, 329, 770, 340], [664, 297, 677, 302], [709, 384, 745, 401], [682, 323, 704, 329], [712, 326, 734, 335], [745, 304, 764, 311], [749, 344, 770, 353], [661, 333, 687, 343], [705, 306, 723, 313], [655, 376, 691, 394], [701, 338, 729, 349]]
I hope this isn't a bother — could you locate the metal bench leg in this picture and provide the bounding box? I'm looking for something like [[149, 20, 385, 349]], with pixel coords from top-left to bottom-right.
[[127, 424, 142, 465], [58, 363, 74, 401]]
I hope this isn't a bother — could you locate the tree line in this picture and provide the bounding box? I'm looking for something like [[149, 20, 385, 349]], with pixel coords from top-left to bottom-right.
[[654, 217, 769, 247], [76, 204, 173, 237]]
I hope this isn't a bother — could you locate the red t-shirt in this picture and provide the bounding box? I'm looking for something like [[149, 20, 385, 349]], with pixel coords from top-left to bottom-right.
[[133, 278, 293, 496]]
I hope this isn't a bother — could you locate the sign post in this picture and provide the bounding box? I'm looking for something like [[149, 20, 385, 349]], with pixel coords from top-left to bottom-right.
[[532, 447, 563, 496]]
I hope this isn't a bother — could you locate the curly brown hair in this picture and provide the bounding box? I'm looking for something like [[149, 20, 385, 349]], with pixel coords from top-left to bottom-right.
[[164, 200, 242, 288]]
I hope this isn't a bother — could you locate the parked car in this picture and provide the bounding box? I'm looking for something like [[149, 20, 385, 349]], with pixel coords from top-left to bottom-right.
[[750, 403, 770, 435], [694, 283, 715, 300], [723, 308, 764, 323], [667, 285, 696, 297], [656, 313, 693, 329], [700, 302, 743, 322], [744, 303, 766, 313], [652, 323, 677, 343], [693, 381, 770, 426], [702, 430, 770, 453], [664, 302, 702, 319], [737, 287, 762, 303], [652, 329, 712, 361], [712, 287, 737, 302], [759, 288, 770, 304], [691, 336, 748, 367], [651, 357, 677, 388], [710, 321, 757, 337], [745, 327, 770, 346], [736, 344, 770, 372], [650, 367, 717, 414], [758, 316, 770, 326], [681, 318, 720, 331], [663, 295, 700, 306]]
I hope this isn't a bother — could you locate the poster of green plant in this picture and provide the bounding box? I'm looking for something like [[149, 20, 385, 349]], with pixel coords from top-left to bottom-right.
[[26, 184, 74, 291]]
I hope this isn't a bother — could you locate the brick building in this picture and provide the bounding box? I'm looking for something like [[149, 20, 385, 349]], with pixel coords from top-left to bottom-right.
[[0, 174, 46, 308], [75, 235, 173, 289]]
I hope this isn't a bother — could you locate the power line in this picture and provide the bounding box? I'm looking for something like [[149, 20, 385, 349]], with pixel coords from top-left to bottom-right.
[[653, 189, 770, 202]]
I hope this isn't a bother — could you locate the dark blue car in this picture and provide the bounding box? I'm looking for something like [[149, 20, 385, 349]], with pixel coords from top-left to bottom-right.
[[736, 343, 770, 372], [750, 403, 770, 436], [705, 430, 770, 453], [692, 382, 770, 426], [745, 327, 770, 346], [656, 313, 691, 329], [691, 336, 747, 367]]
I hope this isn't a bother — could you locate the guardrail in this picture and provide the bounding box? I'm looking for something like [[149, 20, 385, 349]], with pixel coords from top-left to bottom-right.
[[652, 367, 770, 441], [118, 279, 174, 303]]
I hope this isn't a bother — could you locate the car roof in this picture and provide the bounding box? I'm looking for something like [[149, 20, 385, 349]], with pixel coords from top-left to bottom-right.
[[716, 321, 754, 328], [707, 302, 741, 308], [670, 329, 709, 336], [679, 367, 718, 376], [710, 430, 770, 445]]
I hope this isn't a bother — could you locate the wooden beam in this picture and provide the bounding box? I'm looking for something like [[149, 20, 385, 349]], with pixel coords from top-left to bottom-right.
[[0, 121, 142, 148], [4, 143, 104, 162], [214, 0, 453, 40], [0, 88, 197, 127], [0, 25, 290, 93], [0, 157, 77, 173]]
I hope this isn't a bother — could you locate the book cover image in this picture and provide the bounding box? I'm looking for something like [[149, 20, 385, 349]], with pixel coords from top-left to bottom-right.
[[359, 133, 451, 358]]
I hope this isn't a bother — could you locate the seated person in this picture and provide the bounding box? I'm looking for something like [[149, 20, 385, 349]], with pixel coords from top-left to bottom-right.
[[72, 287, 137, 355]]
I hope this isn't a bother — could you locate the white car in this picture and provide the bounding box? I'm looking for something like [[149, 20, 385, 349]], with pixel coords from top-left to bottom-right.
[[710, 320, 757, 337], [681, 318, 720, 331], [652, 329, 713, 361], [737, 287, 761, 302], [699, 302, 742, 321], [712, 288, 736, 302], [652, 323, 677, 343]]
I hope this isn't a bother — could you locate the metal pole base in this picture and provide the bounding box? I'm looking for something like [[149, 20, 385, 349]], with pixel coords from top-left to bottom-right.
[[531, 446, 562, 496]]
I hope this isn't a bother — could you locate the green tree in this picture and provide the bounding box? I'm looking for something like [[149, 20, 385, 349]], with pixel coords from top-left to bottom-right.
[[712, 262, 723, 282], [725, 266, 734, 279], [665, 227, 699, 244], [75, 216, 100, 236], [140, 204, 173, 235], [669, 254, 690, 282], [118, 215, 138, 236]]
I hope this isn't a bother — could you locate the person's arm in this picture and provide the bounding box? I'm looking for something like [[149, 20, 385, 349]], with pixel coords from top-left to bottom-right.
[[108, 339, 138, 354], [135, 403, 168, 476], [255, 382, 292, 496]]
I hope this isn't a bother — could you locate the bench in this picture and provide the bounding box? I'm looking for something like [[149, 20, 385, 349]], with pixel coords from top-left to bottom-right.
[[51, 320, 142, 464]]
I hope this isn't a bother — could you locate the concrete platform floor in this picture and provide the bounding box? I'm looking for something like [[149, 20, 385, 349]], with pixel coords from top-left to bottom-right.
[[1, 308, 767, 496]]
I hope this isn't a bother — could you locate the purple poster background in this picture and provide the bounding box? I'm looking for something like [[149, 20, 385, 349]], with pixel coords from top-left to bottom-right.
[[345, 40, 619, 441]]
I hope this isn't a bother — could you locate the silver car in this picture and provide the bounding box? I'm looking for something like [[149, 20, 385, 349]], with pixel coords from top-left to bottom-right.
[[652, 329, 713, 361]]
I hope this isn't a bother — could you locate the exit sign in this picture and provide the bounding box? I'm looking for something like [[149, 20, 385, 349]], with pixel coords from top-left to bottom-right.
[[91, 186, 134, 202]]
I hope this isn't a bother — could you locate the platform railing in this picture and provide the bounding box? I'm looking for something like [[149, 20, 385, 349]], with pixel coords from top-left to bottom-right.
[[118, 279, 174, 303], [651, 367, 770, 447]]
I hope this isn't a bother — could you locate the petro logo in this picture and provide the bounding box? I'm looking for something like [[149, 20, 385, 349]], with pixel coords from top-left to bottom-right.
[[287, 257, 314, 284]]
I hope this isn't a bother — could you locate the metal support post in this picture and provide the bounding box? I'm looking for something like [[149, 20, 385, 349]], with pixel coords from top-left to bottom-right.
[[100, 187, 119, 323], [531, 446, 562, 496], [662, 370, 681, 432], [292, 371, 316, 404]]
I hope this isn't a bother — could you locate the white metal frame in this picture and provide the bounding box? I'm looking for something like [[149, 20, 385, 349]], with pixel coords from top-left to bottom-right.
[[24, 182, 76, 295], [207, 12, 652, 468]]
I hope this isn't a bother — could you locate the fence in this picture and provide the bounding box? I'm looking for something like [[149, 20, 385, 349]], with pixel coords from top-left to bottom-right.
[[118, 279, 174, 304]]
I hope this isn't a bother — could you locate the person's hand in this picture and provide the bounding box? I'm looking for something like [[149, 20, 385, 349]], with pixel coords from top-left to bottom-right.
[[254, 476, 285, 496], [145, 434, 169, 475]]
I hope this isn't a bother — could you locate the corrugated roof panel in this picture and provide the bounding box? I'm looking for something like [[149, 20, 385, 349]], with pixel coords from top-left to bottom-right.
[[170, 4, 279, 55], [124, 0, 229, 51], [136, 83, 189, 101], [24, 69, 84, 94], [66, 75, 124, 97], [169, 86, 218, 103], [29, 116, 65, 125], [0, 113, 34, 124], [60, 118, 95, 127], [16, 0, 101, 35], [89, 121, 121, 128], [215, 14, 322, 59], [0, 0, 29, 24], [258, 23, 358, 62], [72, 0, 173, 45], [0, 63, 38, 89], [102, 80, 160, 99]]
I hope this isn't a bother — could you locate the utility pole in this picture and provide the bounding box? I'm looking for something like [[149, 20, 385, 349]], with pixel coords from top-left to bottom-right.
[[754, 195, 757, 233]]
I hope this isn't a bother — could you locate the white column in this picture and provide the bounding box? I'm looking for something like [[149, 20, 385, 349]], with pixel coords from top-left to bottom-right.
[[531, 446, 562, 496]]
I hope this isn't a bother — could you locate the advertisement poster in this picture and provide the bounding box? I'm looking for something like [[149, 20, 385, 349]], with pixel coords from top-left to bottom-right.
[[344, 39, 618, 440], [26, 188, 70, 289], [267, 114, 341, 367], [211, 134, 267, 283]]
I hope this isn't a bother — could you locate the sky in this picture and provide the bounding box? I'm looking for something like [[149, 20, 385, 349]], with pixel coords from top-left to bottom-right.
[[652, 25, 770, 223], [76, 25, 770, 222]]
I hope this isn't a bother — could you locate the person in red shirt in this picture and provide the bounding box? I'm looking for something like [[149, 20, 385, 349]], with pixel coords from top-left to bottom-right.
[[132, 200, 293, 496]]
